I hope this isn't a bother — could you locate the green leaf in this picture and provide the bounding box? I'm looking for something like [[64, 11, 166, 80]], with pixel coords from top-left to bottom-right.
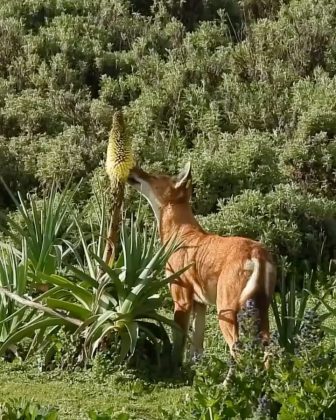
[[125, 321, 138, 355], [0, 318, 66, 356], [46, 298, 91, 321], [118, 329, 131, 363], [39, 273, 93, 308]]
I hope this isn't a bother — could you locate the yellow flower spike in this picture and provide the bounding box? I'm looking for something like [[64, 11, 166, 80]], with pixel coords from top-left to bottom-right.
[[100, 110, 135, 278], [105, 111, 135, 183]]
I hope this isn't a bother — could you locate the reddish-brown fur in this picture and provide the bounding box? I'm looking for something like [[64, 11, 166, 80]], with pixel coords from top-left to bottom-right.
[[128, 164, 277, 366]]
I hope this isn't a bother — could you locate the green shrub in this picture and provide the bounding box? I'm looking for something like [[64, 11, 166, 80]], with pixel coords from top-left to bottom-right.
[[2, 90, 62, 137], [0, 398, 58, 420], [190, 130, 281, 214], [201, 184, 336, 267], [0, 140, 17, 201], [0, 17, 24, 76], [1, 0, 336, 287], [35, 128, 89, 185], [280, 133, 336, 197], [161, 301, 336, 419]]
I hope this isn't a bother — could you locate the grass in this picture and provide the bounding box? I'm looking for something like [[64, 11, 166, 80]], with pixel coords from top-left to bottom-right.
[[0, 363, 188, 419], [0, 298, 335, 419], [0, 307, 223, 419]]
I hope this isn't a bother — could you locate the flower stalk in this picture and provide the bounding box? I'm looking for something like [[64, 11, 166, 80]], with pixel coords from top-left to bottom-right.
[[101, 111, 135, 278]]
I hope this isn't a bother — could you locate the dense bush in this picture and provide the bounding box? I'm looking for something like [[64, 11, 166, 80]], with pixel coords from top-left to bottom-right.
[[1, 2, 336, 409], [201, 184, 336, 266], [161, 302, 336, 419], [1, 0, 336, 276]]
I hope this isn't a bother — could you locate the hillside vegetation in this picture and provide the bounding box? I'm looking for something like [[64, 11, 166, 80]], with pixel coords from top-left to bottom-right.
[[0, 2, 336, 419], [1, 0, 336, 276]]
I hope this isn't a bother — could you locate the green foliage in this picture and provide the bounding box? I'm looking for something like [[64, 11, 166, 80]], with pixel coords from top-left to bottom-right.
[[0, 188, 185, 371], [190, 130, 281, 214], [0, 139, 17, 198], [271, 314, 336, 420], [2, 181, 77, 280], [317, 284, 336, 338], [162, 301, 336, 419], [0, 361, 182, 420], [0, 398, 58, 420], [0, 0, 336, 279], [0, 5, 336, 418], [271, 264, 314, 352], [201, 184, 336, 268], [0, 397, 130, 420], [0, 243, 31, 355], [88, 409, 129, 420]]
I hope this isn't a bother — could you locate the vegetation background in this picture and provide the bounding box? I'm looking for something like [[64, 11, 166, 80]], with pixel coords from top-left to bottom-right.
[[1, 0, 336, 277], [1, 0, 336, 418]]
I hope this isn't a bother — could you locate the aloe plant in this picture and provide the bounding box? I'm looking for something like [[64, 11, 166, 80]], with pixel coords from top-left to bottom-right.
[[1, 180, 78, 281], [0, 242, 30, 356], [83, 218, 186, 362], [271, 261, 314, 352], [0, 216, 188, 368]]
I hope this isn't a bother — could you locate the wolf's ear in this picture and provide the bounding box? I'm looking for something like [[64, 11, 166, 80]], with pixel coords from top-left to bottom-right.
[[175, 161, 191, 189]]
